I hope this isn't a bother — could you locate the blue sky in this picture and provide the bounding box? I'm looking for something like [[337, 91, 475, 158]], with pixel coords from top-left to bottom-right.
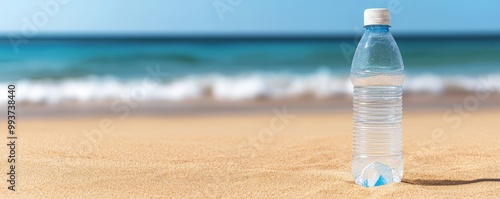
[[0, 0, 499, 35]]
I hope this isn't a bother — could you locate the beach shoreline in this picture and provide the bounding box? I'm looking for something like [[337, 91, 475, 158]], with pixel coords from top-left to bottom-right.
[[17, 93, 500, 118]]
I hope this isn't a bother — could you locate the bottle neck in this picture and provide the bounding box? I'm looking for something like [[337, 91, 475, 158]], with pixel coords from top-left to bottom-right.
[[365, 25, 390, 33]]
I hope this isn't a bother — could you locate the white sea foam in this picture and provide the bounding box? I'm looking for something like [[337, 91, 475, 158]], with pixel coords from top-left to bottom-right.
[[4, 72, 500, 104]]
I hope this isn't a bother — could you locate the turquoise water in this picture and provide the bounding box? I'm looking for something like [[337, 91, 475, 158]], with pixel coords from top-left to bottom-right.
[[0, 37, 498, 103], [0, 38, 498, 80]]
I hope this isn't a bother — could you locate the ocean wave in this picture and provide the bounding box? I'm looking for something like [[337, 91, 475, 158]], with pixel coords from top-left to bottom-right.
[[5, 72, 500, 104]]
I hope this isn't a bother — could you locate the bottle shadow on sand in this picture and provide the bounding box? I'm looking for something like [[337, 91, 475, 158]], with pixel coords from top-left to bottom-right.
[[402, 178, 500, 186]]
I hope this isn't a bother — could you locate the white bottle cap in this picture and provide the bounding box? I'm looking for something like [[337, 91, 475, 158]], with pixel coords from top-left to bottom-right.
[[364, 8, 390, 26]]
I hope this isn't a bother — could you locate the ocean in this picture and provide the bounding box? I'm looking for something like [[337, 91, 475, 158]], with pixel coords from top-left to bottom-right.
[[1, 37, 499, 104]]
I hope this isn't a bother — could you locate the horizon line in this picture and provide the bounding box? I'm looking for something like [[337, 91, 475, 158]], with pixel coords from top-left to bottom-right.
[[0, 33, 499, 40]]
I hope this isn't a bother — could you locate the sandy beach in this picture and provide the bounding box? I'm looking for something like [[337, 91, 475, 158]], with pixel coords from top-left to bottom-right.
[[1, 1, 500, 197], [1, 108, 499, 198]]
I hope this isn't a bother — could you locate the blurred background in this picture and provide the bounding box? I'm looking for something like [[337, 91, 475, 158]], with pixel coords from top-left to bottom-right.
[[0, 0, 498, 116]]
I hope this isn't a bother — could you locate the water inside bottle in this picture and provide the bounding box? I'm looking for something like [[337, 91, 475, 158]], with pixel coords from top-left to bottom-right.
[[351, 75, 404, 187]]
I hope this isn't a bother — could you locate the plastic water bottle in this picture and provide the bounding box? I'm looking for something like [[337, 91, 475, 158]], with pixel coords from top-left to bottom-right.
[[351, 8, 405, 188]]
